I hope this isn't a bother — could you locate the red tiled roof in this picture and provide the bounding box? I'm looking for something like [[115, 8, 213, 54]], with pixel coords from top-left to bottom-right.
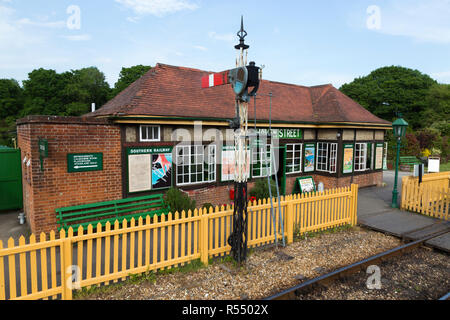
[[87, 63, 391, 126]]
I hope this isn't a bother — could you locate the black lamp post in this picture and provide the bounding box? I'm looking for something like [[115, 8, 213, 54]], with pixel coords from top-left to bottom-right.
[[391, 115, 408, 208]]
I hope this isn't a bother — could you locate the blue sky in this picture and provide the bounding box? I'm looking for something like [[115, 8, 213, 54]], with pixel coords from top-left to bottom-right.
[[1, 0, 450, 88]]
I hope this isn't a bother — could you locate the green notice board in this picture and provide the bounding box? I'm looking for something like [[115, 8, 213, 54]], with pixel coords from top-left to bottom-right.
[[292, 176, 316, 194], [68, 153, 103, 173]]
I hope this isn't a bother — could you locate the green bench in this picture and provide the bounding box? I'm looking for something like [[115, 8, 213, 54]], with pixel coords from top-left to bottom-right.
[[55, 194, 170, 232], [400, 156, 422, 165]]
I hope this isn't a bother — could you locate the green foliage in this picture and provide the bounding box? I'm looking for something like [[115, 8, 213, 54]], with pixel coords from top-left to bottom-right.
[[340, 66, 437, 130], [430, 120, 450, 137], [422, 84, 450, 128], [415, 128, 440, 150], [202, 203, 214, 211], [164, 187, 196, 214], [0, 79, 24, 146], [402, 133, 421, 157], [110, 65, 151, 98], [249, 178, 278, 200]]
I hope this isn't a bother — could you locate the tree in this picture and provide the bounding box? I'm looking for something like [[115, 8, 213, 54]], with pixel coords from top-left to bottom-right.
[[340, 66, 437, 129], [21, 67, 110, 117], [21, 68, 71, 117], [423, 83, 450, 128], [62, 67, 111, 115], [0, 79, 24, 146], [110, 65, 151, 98]]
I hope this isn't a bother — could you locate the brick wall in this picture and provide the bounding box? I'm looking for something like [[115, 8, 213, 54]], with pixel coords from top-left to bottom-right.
[[17, 116, 122, 234], [285, 172, 383, 194], [183, 171, 383, 208]]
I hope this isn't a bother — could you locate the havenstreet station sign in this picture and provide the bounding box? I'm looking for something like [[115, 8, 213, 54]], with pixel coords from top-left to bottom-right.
[[256, 128, 303, 139], [67, 153, 103, 173]]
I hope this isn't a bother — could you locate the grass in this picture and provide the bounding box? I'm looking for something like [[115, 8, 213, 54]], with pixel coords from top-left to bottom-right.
[[439, 162, 450, 172]]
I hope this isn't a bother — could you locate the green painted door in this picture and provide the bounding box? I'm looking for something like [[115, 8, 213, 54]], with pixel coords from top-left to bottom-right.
[[0, 147, 23, 211]]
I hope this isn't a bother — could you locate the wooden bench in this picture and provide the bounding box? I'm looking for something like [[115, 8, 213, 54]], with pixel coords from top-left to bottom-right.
[[55, 194, 170, 232]]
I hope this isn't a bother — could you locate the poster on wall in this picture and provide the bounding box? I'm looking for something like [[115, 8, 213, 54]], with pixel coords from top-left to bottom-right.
[[304, 144, 315, 173], [375, 143, 384, 170], [128, 154, 152, 193], [127, 147, 173, 193], [221, 146, 250, 181], [343, 144, 354, 174], [152, 153, 173, 189]]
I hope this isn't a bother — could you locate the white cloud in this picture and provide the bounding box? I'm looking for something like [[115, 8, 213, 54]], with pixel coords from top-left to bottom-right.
[[431, 70, 450, 83], [208, 31, 234, 42], [62, 34, 92, 41], [126, 16, 141, 23], [193, 45, 207, 51], [16, 17, 66, 28], [115, 0, 198, 17], [0, 5, 45, 49], [365, 0, 450, 44]]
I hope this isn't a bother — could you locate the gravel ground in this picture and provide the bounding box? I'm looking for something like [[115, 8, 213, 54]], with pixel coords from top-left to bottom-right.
[[76, 227, 405, 300], [296, 247, 450, 300]]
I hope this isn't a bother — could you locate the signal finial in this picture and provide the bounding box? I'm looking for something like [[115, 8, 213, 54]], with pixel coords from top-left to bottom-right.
[[235, 16, 249, 50]]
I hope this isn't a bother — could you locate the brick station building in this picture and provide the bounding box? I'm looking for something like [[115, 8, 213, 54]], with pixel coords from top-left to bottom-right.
[[17, 63, 392, 234]]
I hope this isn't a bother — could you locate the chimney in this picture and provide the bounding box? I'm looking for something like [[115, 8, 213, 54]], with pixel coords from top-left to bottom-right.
[[91, 103, 96, 113]]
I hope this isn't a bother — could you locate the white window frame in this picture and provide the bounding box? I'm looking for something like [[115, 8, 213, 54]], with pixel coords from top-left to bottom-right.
[[286, 143, 302, 174], [355, 143, 368, 172], [251, 144, 272, 178], [176, 145, 216, 186], [316, 142, 338, 173], [329, 143, 338, 174], [140, 125, 161, 142]]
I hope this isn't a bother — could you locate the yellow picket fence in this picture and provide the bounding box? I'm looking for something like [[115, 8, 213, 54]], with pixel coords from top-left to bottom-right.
[[0, 184, 358, 300], [401, 172, 450, 220]]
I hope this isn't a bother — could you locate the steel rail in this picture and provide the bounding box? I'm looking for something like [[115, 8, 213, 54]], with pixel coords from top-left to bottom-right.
[[263, 230, 450, 300], [438, 292, 450, 300]]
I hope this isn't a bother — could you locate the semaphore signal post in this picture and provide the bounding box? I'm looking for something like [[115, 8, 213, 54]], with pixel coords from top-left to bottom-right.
[[201, 17, 261, 263]]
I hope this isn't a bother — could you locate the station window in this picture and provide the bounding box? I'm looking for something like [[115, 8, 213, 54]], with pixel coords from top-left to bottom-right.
[[252, 144, 272, 178], [140, 125, 161, 142], [176, 145, 216, 186], [355, 143, 368, 171], [316, 142, 338, 174], [286, 144, 302, 174]]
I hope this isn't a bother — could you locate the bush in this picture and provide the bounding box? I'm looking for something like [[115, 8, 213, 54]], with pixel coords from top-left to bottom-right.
[[401, 133, 421, 157], [415, 128, 440, 150], [249, 179, 278, 200], [202, 203, 214, 211], [164, 188, 196, 213]]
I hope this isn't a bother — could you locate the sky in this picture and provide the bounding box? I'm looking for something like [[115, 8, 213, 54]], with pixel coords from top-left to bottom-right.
[[1, 0, 450, 88]]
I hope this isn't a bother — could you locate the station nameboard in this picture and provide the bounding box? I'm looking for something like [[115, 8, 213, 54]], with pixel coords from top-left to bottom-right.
[[67, 153, 103, 173], [256, 128, 303, 140]]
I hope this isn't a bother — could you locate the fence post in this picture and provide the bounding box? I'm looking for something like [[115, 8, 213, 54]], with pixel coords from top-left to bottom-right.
[[400, 176, 406, 209], [200, 209, 209, 266], [286, 196, 294, 244], [61, 238, 73, 300], [351, 184, 359, 226]]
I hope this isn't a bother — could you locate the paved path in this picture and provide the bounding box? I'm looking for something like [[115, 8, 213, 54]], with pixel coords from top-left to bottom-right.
[[358, 170, 450, 253], [0, 210, 29, 245]]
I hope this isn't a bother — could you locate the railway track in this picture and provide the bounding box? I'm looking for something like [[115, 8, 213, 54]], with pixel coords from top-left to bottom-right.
[[264, 228, 450, 300]]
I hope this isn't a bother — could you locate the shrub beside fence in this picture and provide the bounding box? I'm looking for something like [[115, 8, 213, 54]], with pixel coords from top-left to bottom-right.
[[401, 172, 449, 220], [0, 184, 358, 300]]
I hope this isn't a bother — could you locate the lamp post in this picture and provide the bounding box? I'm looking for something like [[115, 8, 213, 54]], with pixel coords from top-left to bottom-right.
[[391, 115, 408, 208]]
